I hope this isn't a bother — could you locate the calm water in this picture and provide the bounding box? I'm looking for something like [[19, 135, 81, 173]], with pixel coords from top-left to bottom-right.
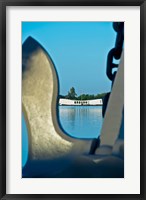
[[58, 106, 103, 138], [22, 106, 103, 167]]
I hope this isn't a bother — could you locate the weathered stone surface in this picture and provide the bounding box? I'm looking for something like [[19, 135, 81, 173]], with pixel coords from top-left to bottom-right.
[[22, 37, 93, 163]]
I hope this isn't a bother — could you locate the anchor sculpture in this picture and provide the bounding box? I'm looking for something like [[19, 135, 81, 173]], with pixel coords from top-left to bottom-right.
[[22, 36, 124, 178]]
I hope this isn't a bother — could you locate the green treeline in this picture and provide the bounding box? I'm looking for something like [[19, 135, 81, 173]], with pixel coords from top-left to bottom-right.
[[59, 87, 106, 100]]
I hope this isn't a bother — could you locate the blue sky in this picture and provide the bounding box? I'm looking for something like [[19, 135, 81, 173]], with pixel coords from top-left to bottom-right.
[[22, 22, 116, 96]]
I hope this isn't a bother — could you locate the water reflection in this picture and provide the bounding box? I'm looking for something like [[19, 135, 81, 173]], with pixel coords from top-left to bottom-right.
[[59, 106, 103, 138]]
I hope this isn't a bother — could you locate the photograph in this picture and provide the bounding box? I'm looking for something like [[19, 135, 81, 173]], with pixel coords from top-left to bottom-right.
[[22, 21, 124, 178], [0, 1, 143, 198]]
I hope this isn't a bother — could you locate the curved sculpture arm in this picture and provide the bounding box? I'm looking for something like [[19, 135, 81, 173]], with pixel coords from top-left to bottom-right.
[[22, 36, 93, 162]]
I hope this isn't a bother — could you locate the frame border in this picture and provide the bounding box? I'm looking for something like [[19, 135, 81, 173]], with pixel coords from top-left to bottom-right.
[[0, 0, 145, 199]]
